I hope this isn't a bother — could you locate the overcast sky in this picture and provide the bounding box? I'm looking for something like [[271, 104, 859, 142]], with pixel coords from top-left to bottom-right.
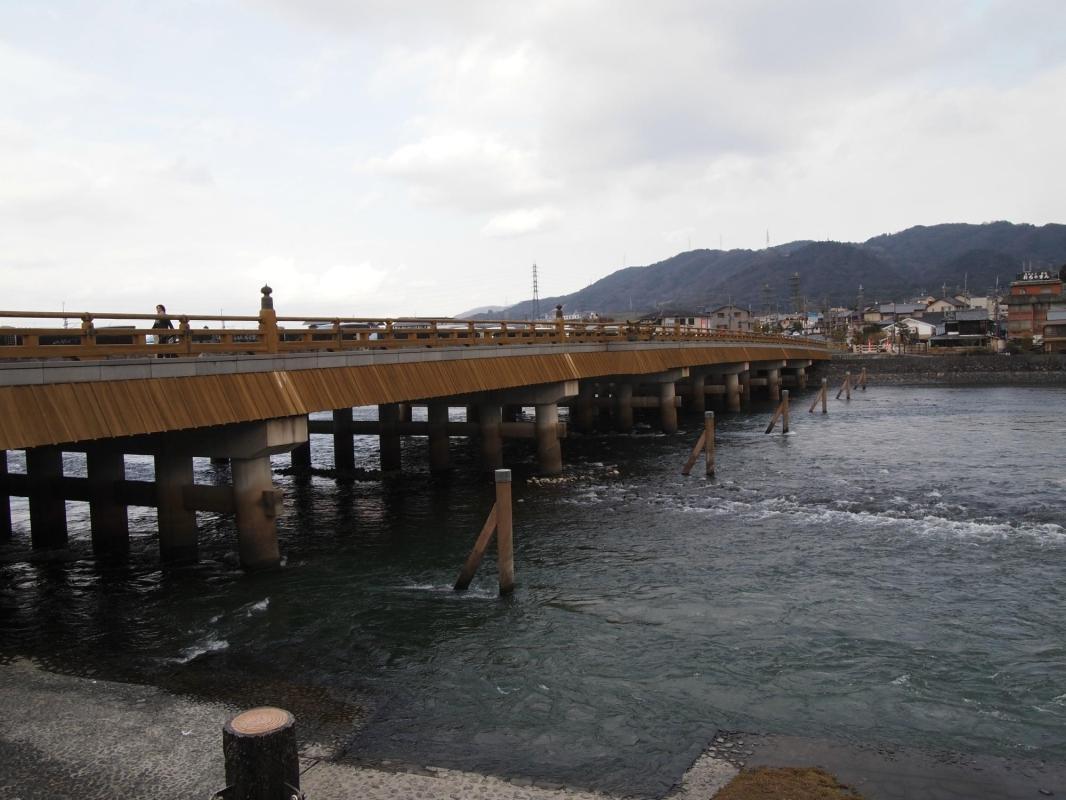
[[2, 1, 1063, 319]]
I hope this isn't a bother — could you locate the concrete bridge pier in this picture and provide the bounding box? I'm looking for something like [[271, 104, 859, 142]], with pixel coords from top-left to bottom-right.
[[688, 373, 707, 416], [27, 446, 67, 550], [726, 372, 741, 412], [515, 382, 575, 474], [535, 403, 562, 474], [572, 382, 597, 432], [659, 382, 678, 433], [428, 402, 450, 472], [379, 404, 402, 473], [333, 408, 355, 471], [231, 455, 281, 570], [179, 416, 306, 570], [767, 368, 782, 402], [87, 446, 129, 557], [613, 382, 634, 432], [741, 369, 752, 407], [290, 438, 311, 471], [155, 449, 198, 564], [478, 404, 504, 469], [0, 451, 10, 541]]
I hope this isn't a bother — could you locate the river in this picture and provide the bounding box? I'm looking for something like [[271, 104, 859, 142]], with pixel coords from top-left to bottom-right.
[[1, 385, 1064, 796]]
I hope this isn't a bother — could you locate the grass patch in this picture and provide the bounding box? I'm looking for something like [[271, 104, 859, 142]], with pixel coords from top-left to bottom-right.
[[715, 766, 864, 799]]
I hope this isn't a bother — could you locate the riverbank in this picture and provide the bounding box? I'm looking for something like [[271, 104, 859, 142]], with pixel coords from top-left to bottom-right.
[[3, 660, 1062, 799], [822, 352, 1066, 385]]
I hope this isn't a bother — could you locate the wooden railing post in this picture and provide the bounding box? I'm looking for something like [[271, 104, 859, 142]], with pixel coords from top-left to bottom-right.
[[179, 316, 191, 356], [258, 285, 279, 353]]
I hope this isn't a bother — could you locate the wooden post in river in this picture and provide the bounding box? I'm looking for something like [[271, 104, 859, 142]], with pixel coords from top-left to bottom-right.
[[454, 469, 515, 595], [860, 367, 868, 391], [220, 707, 300, 800], [765, 390, 790, 434], [681, 411, 715, 477], [836, 371, 852, 401], [809, 378, 828, 414], [495, 469, 515, 595]]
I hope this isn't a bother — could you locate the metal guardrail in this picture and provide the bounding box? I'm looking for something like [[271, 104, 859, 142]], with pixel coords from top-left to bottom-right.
[[0, 301, 827, 361]]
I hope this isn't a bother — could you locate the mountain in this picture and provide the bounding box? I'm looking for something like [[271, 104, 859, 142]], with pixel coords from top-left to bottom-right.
[[494, 222, 1066, 318], [455, 304, 507, 318]]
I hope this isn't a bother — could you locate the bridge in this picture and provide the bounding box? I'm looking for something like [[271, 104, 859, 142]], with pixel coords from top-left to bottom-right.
[[0, 287, 828, 571]]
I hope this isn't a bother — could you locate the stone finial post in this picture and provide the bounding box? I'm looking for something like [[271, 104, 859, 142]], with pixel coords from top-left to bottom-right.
[[555, 304, 565, 341], [258, 284, 279, 353]]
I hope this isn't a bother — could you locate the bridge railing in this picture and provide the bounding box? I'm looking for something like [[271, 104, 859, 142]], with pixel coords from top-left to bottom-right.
[[0, 302, 825, 361]]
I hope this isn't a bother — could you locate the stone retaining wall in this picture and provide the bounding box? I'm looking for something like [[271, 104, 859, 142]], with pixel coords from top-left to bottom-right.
[[816, 353, 1066, 386]]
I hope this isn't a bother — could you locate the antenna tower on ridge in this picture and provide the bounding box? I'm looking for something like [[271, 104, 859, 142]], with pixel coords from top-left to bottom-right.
[[532, 263, 540, 321]]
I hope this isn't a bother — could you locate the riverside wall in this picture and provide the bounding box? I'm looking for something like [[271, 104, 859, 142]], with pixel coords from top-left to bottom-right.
[[818, 352, 1066, 386]]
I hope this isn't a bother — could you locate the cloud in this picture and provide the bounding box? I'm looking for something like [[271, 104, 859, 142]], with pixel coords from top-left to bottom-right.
[[2, 0, 1065, 319], [366, 130, 557, 211], [481, 206, 561, 238]]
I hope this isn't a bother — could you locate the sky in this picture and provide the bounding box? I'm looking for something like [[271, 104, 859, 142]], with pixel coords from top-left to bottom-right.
[[1, 0, 1064, 319]]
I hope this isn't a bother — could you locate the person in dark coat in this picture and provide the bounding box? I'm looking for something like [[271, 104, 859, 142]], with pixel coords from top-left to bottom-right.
[[152, 304, 174, 345]]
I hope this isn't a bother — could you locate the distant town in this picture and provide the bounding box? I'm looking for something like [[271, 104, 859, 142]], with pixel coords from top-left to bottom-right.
[[511, 266, 1066, 355]]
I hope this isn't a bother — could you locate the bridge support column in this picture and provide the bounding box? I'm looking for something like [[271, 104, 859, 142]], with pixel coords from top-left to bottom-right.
[[726, 373, 741, 412], [290, 439, 311, 471], [796, 367, 808, 390], [333, 408, 355, 472], [399, 403, 413, 423], [688, 374, 706, 416], [573, 383, 596, 432], [379, 404, 402, 473], [87, 447, 129, 557], [741, 370, 751, 407], [503, 405, 521, 423], [0, 451, 10, 542], [27, 446, 67, 549], [466, 405, 480, 424], [535, 403, 562, 475], [479, 404, 503, 469], [614, 383, 634, 432], [232, 455, 281, 570], [659, 382, 678, 433], [767, 368, 781, 402], [428, 402, 450, 472], [155, 450, 197, 564]]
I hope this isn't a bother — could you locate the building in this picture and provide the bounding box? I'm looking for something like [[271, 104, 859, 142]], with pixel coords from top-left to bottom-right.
[[639, 310, 714, 329], [925, 296, 968, 314], [1043, 309, 1066, 353], [929, 309, 993, 348], [1006, 268, 1066, 346], [877, 302, 926, 320], [897, 317, 938, 342], [708, 305, 753, 332]]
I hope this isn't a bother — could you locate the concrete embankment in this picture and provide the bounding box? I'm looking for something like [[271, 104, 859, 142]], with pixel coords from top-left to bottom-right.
[[821, 352, 1066, 386]]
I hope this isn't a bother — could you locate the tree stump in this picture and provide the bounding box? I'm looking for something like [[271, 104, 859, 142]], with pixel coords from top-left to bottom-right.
[[222, 707, 300, 800]]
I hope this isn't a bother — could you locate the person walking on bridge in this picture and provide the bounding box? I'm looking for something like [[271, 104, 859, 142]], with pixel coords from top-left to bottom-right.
[[151, 303, 174, 348]]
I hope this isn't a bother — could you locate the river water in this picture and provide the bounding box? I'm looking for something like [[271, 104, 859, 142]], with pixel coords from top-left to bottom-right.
[[1, 386, 1064, 795]]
